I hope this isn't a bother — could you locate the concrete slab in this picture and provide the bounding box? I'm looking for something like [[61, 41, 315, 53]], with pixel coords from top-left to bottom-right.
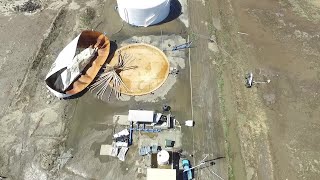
[[113, 115, 130, 125], [100, 144, 112, 156], [147, 168, 176, 180]]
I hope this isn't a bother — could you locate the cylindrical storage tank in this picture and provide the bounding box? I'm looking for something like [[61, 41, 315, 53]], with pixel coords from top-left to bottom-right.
[[117, 0, 171, 27], [157, 150, 170, 165]]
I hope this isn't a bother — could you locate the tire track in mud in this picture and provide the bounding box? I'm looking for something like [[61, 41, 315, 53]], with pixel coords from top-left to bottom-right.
[[188, 0, 228, 179], [14, 7, 67, 104]]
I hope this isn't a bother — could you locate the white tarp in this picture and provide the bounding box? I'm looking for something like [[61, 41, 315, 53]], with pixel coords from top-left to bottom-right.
[[185, 120, 194, 127], [117, 147, 129, 161], [45, 34, 80, 98], [60, 47, 97, 91], [115, 142, 128, 147], [117, 0, 170, 27], [45, 33, 97, 98], [113, 129, 130, 138]]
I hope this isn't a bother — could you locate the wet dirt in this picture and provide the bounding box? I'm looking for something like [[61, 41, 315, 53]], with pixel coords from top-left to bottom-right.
[[4, 0, 319, 179]]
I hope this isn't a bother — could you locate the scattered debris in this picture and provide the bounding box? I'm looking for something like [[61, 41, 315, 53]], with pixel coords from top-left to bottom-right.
[[132, 128, 162, 133], [245, 72, 254, 88], [116, 141, 128, 147], [56, 149, 73, 170], [151, 145, 159, 154], [117, 147, 129, 161], [14, 0, 41, 12], [169, 67, 179, 76], [139, 145, 160, 156], [188, 155, 225, 180], [237, 31, 249, 36], [137, 167, 142, 173], [113, 129, 130, 139], [162, 104, 171, 112], [185, 120, 194, 127], [95, 43, 170, 97], [113, 129, 130, 148], [172, 41, 192, 51], [100, 142, 119, 157], [128, 109, 176, 129], [245, 72, 271, 88], [139, 146, 151, 156], [89, 51, 136, 100]]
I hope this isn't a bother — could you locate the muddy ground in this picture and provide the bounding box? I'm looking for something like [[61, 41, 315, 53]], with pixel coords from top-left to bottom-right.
[[0, 0, 319, 179], [215, 0, 320, 179]]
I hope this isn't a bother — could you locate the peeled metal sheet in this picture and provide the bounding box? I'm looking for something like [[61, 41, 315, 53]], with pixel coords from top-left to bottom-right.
[[45, 30, 110, 98], [117, 0, 170, 27]]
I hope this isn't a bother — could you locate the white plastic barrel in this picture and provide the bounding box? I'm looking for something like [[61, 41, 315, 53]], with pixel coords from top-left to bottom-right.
[[157, 150, 170, 165]]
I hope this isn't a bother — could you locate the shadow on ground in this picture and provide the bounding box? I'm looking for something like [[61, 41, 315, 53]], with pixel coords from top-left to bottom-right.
[[159, 0, 182, 25]]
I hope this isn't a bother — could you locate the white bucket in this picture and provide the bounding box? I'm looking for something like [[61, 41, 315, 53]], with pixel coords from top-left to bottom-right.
[[157, 150, 170, 165]]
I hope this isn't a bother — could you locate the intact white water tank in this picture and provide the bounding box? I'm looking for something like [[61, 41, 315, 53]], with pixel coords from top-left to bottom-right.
[[157, 150, 170, 165], [117, 0, 171, 27]]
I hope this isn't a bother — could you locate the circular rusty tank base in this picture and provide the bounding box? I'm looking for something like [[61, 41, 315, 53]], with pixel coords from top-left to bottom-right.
[[108, 43, 170, 96]]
